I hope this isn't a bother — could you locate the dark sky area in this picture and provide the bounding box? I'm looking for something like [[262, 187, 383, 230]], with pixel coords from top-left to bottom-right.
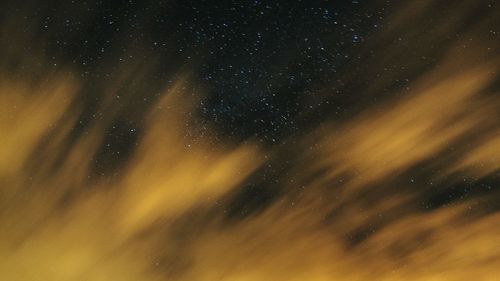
[[3, 0, 497, 144], [3, 0, 391, 142]]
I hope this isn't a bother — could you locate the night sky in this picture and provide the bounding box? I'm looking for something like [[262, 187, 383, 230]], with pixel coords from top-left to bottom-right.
[[1, 1, 403, 141], [1, 1, 500, 280], [3, 1, 497, 141]]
